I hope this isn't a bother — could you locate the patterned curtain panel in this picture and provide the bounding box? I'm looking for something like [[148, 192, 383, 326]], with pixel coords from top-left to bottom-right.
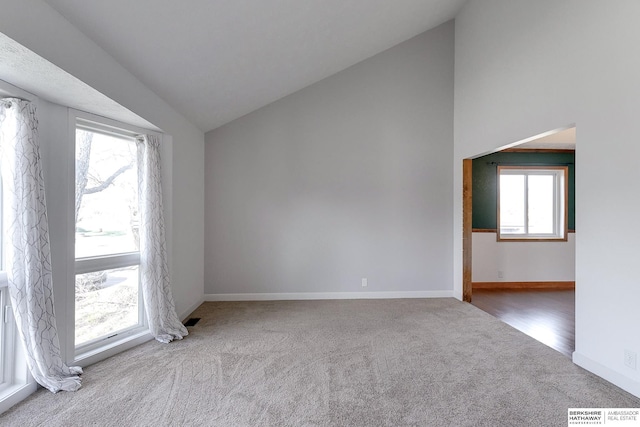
[[137, 135, 188, 343], [0, 98, 82, 392]]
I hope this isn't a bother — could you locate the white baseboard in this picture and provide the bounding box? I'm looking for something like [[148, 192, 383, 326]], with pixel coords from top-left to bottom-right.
[[179, 297, 205, 321], [204, 290, 453, 302], [573, 351, 640, 398]]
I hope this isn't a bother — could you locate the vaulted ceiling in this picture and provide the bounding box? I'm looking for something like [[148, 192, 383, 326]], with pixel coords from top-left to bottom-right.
[[44, 0, 467, 132]]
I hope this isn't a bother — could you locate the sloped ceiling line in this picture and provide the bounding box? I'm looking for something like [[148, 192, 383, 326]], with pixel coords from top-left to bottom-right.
[[44, 0, 467, 132]]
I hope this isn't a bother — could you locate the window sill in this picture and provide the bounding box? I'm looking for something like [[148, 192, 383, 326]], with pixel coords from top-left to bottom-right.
[[497, 236, 568, 242], [0, 381, 37, 416], [74, 329, 152, 368], [473, 228, 576, 233]]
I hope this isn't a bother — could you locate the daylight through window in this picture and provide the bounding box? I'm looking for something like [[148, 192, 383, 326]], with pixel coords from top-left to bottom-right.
[[498, 166, 568, 241], [74, 119, 145, 351]]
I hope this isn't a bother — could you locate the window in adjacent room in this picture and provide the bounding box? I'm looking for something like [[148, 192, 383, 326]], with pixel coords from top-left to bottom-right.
[[497, 166, 568, 241]]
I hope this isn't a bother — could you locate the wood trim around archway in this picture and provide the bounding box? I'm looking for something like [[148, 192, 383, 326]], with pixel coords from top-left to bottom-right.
[[462, 158, 472, 302]]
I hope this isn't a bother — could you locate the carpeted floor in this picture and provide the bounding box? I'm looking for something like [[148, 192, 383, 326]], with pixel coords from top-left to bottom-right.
[[1, 298, 638, 426]]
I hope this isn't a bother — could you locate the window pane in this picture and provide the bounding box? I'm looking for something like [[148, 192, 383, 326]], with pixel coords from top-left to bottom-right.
[[528, 175, 554, 234], [0, 287, 6, 385], [75, 266, 139, 346], [500, 174, 525, 234], [75, 130, 138, 258]]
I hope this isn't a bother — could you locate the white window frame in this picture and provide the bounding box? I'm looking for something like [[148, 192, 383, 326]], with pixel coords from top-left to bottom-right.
[[497, 166, 568, 241], [0, 181, 9, 388], [0, 274, 33, 413], [70, 110, 159, 364]]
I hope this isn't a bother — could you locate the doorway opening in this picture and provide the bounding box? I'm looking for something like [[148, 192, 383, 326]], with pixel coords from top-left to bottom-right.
[[462, 126, 576, 357]]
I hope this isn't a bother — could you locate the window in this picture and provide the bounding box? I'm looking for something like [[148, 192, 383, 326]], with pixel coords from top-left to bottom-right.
[[0, 270, 25, 395], [0, 178, 12, 389], [498, 166, 568, 241], [0, 267, 31, 402], [0, 176, 9, 386], [74, 117, 146, 354]]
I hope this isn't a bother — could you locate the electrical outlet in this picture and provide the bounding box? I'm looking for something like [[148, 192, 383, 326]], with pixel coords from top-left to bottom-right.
[[361, 278, 368, 287], [624, 349, 637, 370], [497, 270, 504, 279]]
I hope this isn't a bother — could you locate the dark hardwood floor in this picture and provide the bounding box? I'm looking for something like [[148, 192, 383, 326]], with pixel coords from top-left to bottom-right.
[[471, 289, 575, 358]]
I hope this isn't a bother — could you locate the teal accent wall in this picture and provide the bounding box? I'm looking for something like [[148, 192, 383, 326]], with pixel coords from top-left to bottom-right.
[[472, 151, 575, 230]]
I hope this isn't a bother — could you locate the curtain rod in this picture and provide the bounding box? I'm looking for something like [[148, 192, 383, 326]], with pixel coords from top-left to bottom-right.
[[486, 161, 574, 166], [1, 96, 30, 108]]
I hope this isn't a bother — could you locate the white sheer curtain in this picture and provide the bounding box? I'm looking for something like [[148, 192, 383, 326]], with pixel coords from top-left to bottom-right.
[[0, 98, 82, 392], [137, 134, 188, 343]]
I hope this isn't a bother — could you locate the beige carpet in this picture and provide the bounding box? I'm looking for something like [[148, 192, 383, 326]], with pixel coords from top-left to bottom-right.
[[1, 298, 638, 426]]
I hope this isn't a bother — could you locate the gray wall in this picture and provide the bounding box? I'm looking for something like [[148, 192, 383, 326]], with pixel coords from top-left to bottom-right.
[[205, 22, 454, 296]]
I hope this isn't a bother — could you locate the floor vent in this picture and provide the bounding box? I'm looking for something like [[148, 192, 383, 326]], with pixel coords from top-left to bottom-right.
[[184, 317, 201, 327]]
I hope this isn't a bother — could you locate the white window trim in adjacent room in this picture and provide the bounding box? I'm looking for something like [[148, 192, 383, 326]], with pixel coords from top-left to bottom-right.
[[69, 110, 159, 366], [0, 80, 37, 415], [497, 165, 568, 242]]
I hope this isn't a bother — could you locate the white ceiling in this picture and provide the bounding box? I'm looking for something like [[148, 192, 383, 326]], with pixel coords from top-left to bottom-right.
[[44, 0, 467, 133], [515, 127, 576, 150]]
